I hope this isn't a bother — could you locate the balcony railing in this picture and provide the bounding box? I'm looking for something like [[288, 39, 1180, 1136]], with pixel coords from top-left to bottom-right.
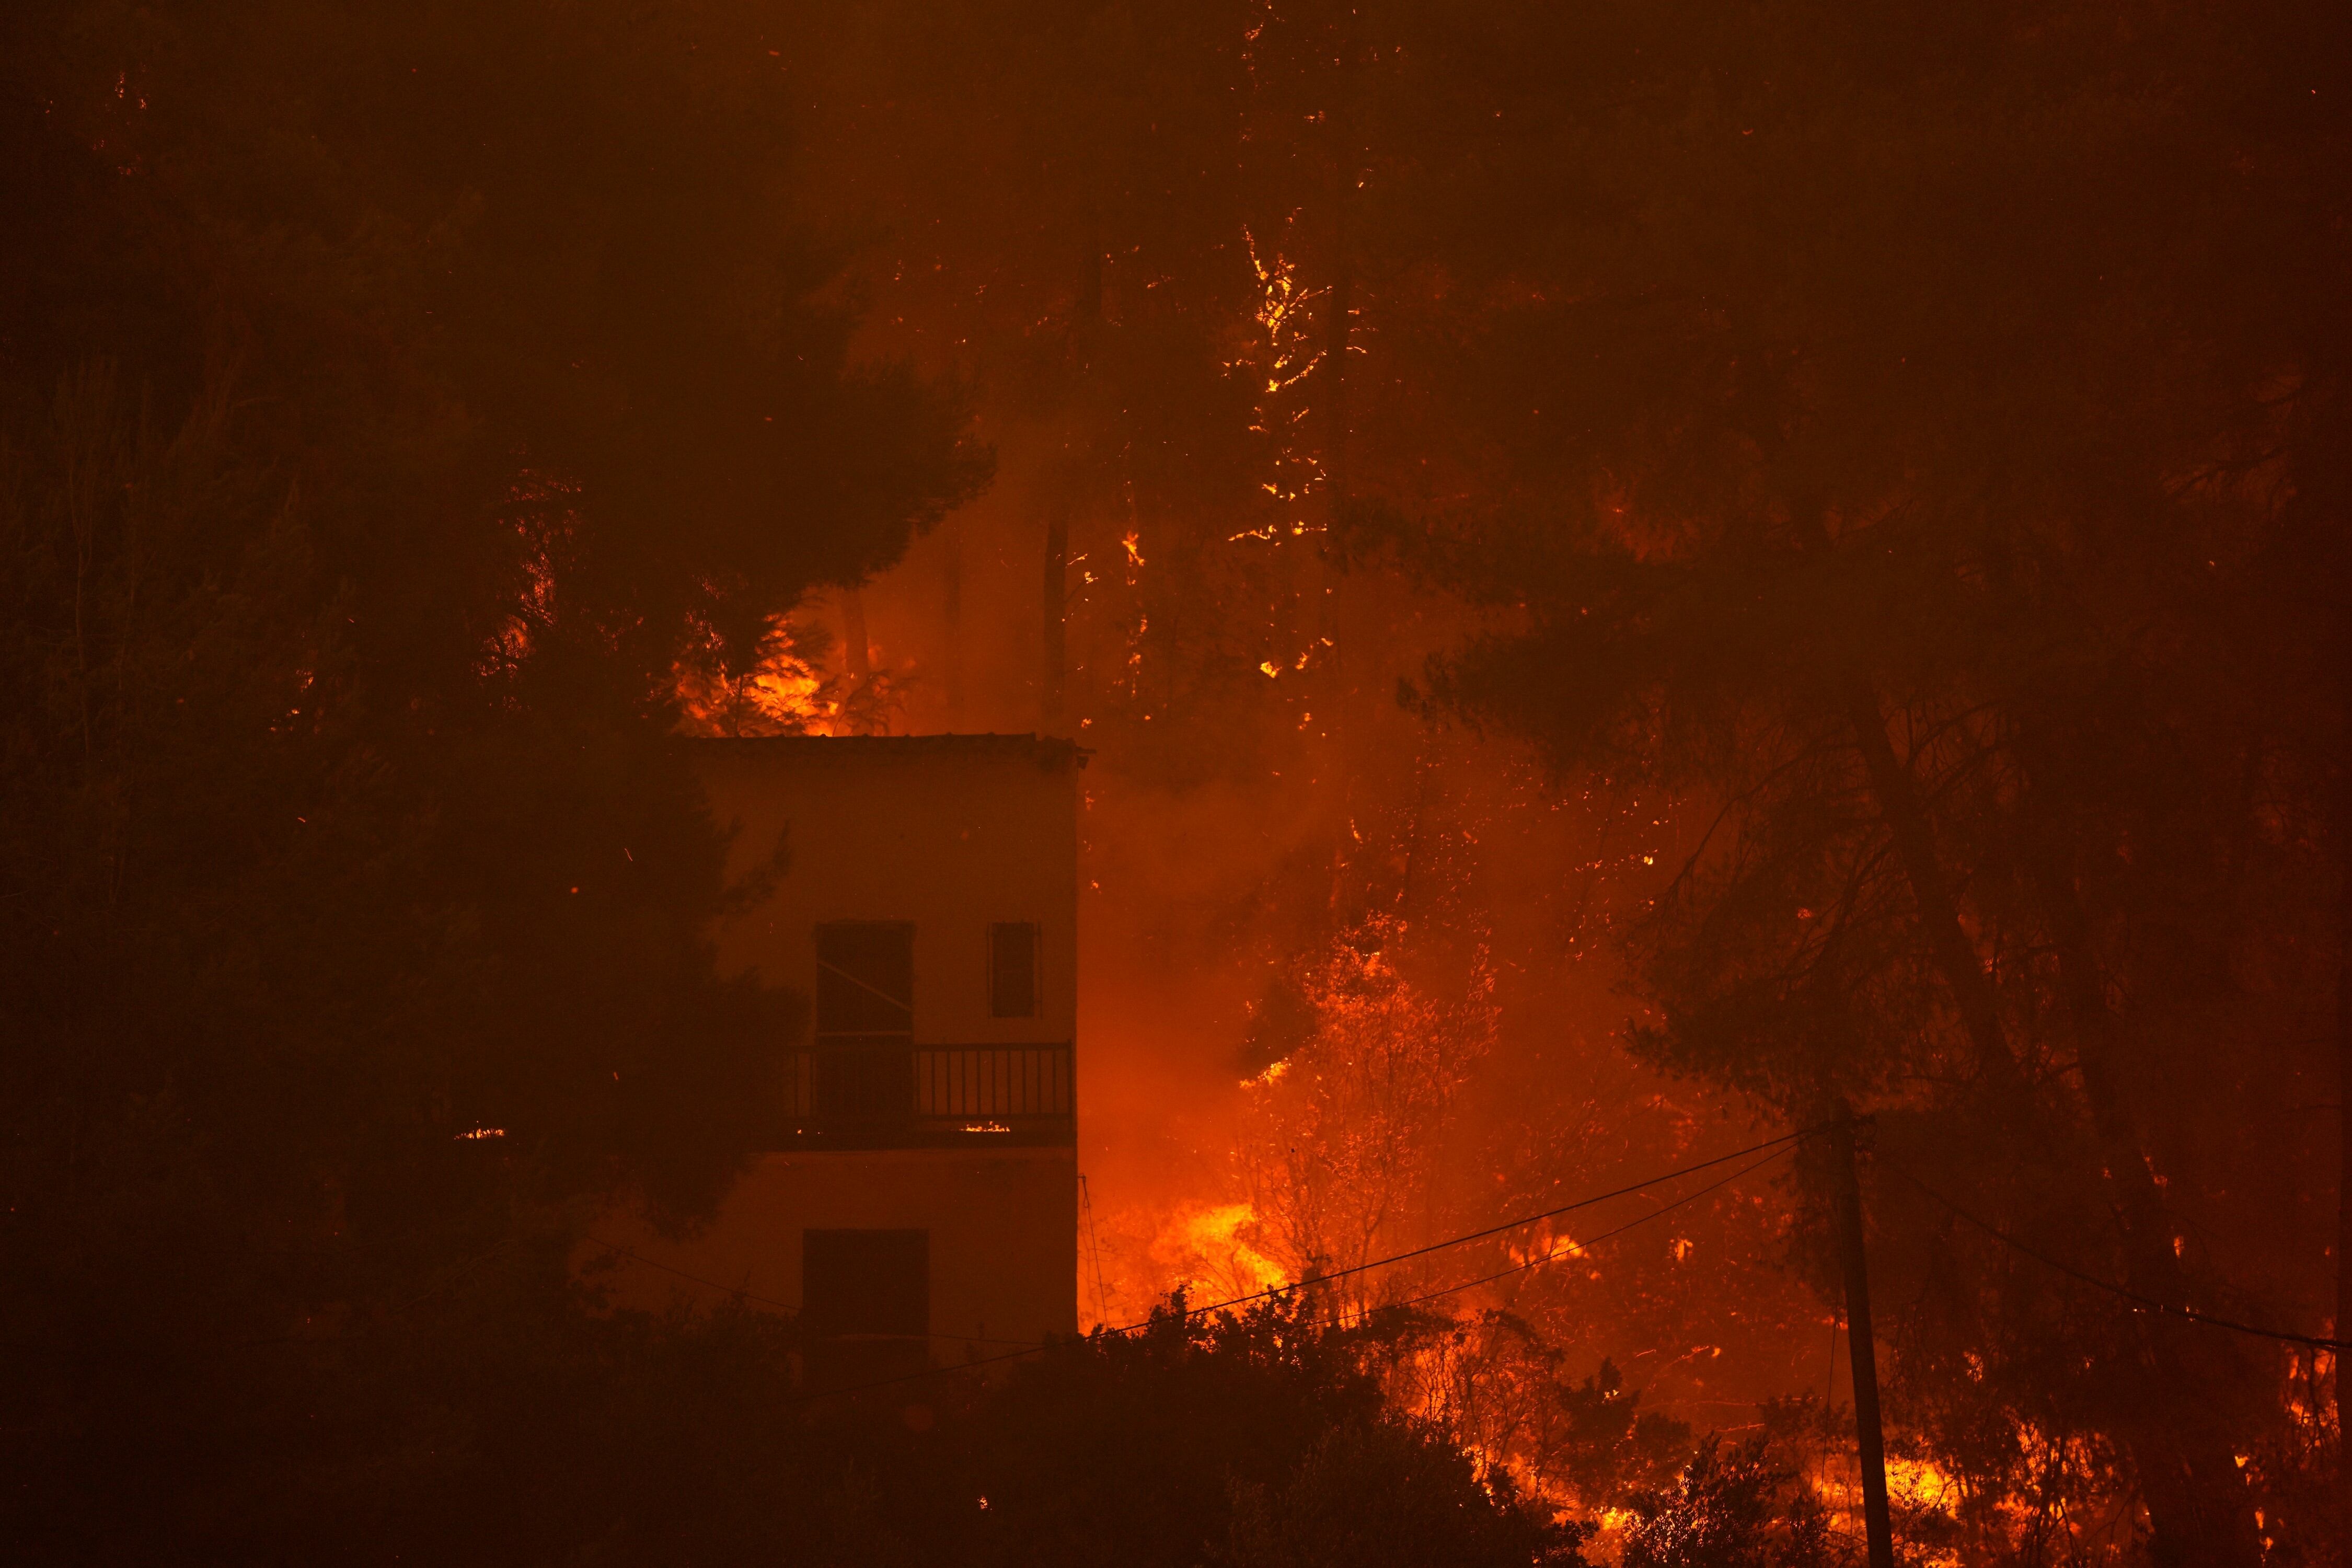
[[781, 1044, 1074, 1145]]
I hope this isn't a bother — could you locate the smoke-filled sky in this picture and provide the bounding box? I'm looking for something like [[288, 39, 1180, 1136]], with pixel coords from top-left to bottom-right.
[[751, 4, 2350, 1535], [8, 0, 2347, 1559], [752, 14, 1879, 1433]]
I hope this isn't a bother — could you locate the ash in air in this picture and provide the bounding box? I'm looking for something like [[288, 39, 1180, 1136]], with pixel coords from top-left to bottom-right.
[[4, 2, 2344, 1563]]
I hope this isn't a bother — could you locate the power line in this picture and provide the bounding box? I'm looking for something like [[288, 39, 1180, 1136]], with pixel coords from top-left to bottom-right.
[[787, 1128, 1818, 1407], [1331, 1144, 1801, 1327], [1138, 1125, 1818, 1330], [1882, 1159, 2348, 1352]]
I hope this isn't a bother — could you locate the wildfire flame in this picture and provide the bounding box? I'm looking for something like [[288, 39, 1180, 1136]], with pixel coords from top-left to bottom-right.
[[671, 599, 896, 737], [1147, 1201, 1289, 1302]]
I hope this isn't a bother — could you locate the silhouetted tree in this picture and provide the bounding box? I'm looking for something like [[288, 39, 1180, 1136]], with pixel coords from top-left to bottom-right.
[[1344, 0, 2345, 1553], [0, 2, 976, 1554]]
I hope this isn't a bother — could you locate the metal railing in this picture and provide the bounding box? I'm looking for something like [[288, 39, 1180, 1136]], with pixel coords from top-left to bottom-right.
[[914, 1046, 1072, 1119], [783, 1044, 1073, 1136]]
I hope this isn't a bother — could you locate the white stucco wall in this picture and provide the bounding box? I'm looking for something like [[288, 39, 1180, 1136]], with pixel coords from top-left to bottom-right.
[[698, 735, 1079, 1045], [587, 1148, 1077, 1346], [581, 735, 1082, 1354]]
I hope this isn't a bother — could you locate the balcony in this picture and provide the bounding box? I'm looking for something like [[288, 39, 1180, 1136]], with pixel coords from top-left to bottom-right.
[[776, 1044, 1075, 1148]]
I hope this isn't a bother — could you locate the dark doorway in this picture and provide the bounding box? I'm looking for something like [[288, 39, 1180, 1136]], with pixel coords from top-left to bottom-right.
[[801, 1228, 929, 1390], [815, 921, 915, 1047], [814, 923, 916, 1127]]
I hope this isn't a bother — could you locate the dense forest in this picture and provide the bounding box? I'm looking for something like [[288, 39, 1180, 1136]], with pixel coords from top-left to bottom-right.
[[4, 0, 2347, 1562]]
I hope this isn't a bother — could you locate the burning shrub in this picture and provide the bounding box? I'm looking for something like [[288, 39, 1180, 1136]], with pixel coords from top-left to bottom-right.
[[1236, 913, 1497, 1313]]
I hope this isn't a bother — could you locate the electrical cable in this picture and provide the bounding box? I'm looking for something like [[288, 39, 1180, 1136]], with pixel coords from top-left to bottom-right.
[[787, 1128, 1818, 1407], [1882, 1158, 2348, 1352], [1136, 1125, 1819, 1330], [1328, 1143, 1801, 1327]]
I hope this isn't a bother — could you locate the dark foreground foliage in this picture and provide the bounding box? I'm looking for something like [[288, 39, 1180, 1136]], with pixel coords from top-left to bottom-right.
[[11, 0, 2347, 1558], [827, 1297, 1590, 1568], [0, 1, 976, 1555], [18, 1276, 1594, 1563]]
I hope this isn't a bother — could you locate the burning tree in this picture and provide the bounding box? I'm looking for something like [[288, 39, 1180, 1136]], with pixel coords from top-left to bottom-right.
[[1236, 912, 1498, 1315], [1356, 0, 2348, 1555]]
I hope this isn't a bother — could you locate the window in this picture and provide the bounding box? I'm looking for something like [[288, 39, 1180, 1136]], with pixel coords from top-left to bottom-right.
[[816, 922, 914, 1047], [989, 922, 1040, 1019]]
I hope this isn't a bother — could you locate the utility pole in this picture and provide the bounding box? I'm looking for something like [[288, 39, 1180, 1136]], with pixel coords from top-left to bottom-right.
[[2334, 655, 2352, 1525], [1831, 1103, 1896, 1568]]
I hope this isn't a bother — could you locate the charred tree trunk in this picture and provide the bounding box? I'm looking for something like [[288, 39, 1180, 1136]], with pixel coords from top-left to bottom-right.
[[2337, 660, 2352, 1521], [1846, 686, 2263, 1566], [942, 527, 965, 725], [1304, 7, 1356, 659], [1079, 200, 1104, 351], [2016, 785, 2264, 1564], [1044, 202, 1106, 739], [1322, 22, 1354, 520], [1041, 509, 1068, 731], [840, 584, 872, 734], [1841, 687, 2025, 1098]]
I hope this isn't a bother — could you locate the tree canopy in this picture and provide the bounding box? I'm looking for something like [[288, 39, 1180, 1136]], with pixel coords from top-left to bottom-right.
[[1, 2, 978, 1551]]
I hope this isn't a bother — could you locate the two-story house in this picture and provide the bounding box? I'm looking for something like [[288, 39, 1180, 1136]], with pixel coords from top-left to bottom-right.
[[591, 734, 1080, 1389]]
